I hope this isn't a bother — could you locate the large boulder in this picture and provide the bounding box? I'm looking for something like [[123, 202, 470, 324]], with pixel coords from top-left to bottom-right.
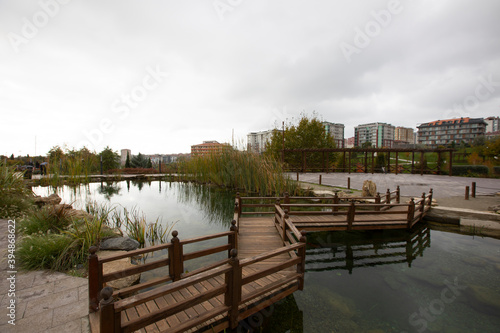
[[34, 193, 62, 207], [361, 180, 377, 197], [100, 237, 140, 251], [98, 251, 141, 290]]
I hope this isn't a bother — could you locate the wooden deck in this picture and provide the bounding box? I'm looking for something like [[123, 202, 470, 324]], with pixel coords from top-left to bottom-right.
[[88, 187, 432, 333]]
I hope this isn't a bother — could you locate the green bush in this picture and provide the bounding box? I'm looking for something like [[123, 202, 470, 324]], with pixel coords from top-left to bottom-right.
[[494, 166, 500, 175], [451, 165, 489, 176]]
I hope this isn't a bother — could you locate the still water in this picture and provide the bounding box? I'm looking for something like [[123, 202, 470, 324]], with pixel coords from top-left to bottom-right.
[[32, 181, 500, 333]]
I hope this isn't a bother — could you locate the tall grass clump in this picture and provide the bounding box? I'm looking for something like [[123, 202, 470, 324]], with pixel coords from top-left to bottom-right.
[[178, 150, 299, 196], [19, 205, 73, 235], [0, 159, 33, 218], [17, 233, 77, 270]]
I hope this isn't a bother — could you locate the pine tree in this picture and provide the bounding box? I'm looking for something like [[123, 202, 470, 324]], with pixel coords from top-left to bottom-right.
[[125, 152, 131, 168]]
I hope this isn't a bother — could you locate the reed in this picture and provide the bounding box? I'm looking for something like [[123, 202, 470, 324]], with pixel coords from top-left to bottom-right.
[[0, 159, 33, 218], [177, 150, 300, 196]]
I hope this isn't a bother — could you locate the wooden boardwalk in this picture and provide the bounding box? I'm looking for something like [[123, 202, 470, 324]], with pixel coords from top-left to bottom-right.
[[88, 187, 431, 333]]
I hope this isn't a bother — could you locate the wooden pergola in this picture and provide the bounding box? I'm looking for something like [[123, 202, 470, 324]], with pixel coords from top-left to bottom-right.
[[282, 148, 455, 176]]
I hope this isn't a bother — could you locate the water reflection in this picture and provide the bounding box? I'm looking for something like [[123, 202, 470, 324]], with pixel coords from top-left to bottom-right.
[[98, 181, 121, 200], [305, 224, 431, 274]]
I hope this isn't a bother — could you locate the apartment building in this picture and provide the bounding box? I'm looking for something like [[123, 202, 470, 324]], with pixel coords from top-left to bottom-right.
[[191, 141, 231, 156], [354, 122, 395, 148], [395, 127, 415, 144], [323, 122, 345, 148], [417, 117, 487, 146], [247, 130, 274, 153]]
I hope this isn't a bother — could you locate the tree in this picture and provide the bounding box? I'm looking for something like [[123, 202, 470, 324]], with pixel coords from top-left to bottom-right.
[[48, 145, 64, 163], [147, 158, 153, 169], [131, 153, 149, 168], [125, 152, 131, 168], [99, 146, 120, 172], [265, 113, 337, 169]]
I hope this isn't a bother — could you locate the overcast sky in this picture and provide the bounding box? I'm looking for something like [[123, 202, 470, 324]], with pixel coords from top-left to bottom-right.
[[1, 0, 499, 157]]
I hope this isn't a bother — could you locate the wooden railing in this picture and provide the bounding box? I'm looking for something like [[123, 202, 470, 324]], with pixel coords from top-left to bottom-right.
[[88, 224, 238, 313], [89, 223, 307, 332]]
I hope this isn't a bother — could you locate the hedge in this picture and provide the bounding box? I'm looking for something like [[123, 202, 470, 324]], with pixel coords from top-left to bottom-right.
[[494, 166, 500, 175], [451, 165, 489, 176]]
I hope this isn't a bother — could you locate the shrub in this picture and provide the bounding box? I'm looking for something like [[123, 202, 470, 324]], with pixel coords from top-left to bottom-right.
[[494, 166, 500, 175], [451, 165, 489, 176]]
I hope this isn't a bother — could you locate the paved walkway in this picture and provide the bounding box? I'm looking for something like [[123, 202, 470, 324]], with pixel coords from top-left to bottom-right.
[[0, 219, 90, 333], [295, 172, 500, 198]]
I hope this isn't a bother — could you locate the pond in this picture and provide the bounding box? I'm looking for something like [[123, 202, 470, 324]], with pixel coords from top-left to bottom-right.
[[32, 181, 500, 333]]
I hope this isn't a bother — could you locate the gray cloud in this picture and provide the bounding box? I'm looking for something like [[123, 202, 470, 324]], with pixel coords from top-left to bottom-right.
[[1, 0, 499, 156]]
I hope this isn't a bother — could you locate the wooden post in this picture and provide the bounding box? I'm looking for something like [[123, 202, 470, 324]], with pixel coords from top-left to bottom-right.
[[407, 198, 415, 229], [449, 150, 453, 176], [387, 151, 391, 174], [322, 152, 326, 172], [348, 151, 351, 174], [386, 189, 391, 204], [420, 192, 426, 213], [371, 151, 375, 174], [236, 192, 242, 217], [99, 287, 119, 333], [88, 246, 100, 313], [229, 220, 238, 256], [326, 152, 330, 173], [347, 202, 355, 231], [284, 192, 290, 213], [333, 192, 339, 212], [159, 160, 162, 173], [364, 151, 368, 173], [274, 198, 280, 226], [282, 210, 289, 244], [375, 192, 381, 211], [342, 151, 346, 172], [471, 182, 476, 198], [225, 249, 241, 330], [347, 177, 351, 189], [302, 151, 306, 173], [465, 186, 469, 200], [297, 231, 307, 290], [168, 231, 183, 281], [395, 152, 399, 175], [428, 189, 433, 208], [437, 151, 441, 175], [411, 151, 415, 174], [296, 172, 299, 181], [319, 174, 322, 185], [396, 185, 400, 203], [420, 151, 424, 176]]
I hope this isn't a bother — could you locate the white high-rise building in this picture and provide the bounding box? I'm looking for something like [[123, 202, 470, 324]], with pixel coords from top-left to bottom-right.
[[354, 122, 395, 148], [247, 130, 275, 153], [323, 122, 345, 147]]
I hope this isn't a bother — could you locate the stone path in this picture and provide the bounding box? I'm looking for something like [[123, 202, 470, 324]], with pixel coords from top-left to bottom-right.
[[0, 219, 90, 333], [295, 172, 500, 198]]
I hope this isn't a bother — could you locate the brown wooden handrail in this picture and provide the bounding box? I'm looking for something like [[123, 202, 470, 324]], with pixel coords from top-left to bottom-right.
[[88, 225, 238, 313]]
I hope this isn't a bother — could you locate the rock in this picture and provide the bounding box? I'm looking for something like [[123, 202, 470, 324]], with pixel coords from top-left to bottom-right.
[[66, 209, 93, 220], [100, 237, 140, 251], [467, 285, 500, 315], [99, 251, 141, 290], [34, 193, 62, 207], [362, 180, 377, 197], [52, 203, 73, 211]]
